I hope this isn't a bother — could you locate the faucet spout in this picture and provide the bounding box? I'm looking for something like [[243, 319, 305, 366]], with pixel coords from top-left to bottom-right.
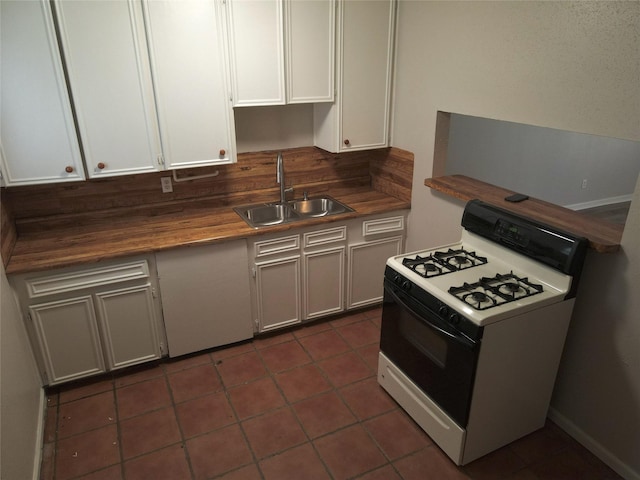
[[276, 152, 292, 203]]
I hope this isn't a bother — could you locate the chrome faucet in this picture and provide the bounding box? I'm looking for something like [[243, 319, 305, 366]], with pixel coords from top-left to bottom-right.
[[276, 152, 293, 203]]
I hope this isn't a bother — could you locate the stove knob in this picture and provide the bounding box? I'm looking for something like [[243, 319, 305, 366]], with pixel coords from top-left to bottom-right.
[[449, 313, 461, 325], [438, 304, 449, 317], [401, 280, 411, 291]]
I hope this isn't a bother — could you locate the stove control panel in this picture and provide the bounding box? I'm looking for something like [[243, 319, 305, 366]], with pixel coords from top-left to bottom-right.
[[494, 219, 529, 247]]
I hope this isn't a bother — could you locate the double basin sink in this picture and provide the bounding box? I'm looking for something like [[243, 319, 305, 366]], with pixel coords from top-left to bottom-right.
[[234, 196, 354, 229]]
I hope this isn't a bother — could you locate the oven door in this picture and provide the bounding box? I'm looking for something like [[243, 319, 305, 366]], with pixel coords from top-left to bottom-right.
[[380, 277, 480, 427]]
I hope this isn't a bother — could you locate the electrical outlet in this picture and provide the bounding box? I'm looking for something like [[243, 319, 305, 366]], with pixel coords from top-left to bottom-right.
[[582, 179, 588, 189], [161, 177, 173, 193]]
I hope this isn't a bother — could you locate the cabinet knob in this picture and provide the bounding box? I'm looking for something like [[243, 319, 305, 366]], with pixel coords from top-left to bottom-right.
[[343, 139, 350, 146], [97, 162, 106, 170], [219, 149, 226, 156], [65, 166, 74, 173]]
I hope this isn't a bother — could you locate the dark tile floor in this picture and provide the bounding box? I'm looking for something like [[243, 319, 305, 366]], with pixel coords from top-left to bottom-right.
[[40, 307, 622, 480]]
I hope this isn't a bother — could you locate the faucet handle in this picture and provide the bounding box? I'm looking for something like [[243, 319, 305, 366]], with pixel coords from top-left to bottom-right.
[[303, 191, 309, 200]]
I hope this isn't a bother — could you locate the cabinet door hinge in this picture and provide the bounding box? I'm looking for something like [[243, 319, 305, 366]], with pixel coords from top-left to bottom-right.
[[251, 266, 256, 278], [151, 287, 158, 299], [157, 154, 165, 166], [159, 342, 166, 355], [26, 312, 33, 322]]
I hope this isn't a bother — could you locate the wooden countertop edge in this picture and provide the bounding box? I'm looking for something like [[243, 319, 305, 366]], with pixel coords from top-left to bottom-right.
[[6, 190, 410, 275], [424, 175, 623, 254]]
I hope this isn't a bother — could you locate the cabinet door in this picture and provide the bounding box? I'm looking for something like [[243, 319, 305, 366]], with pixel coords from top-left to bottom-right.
[[156, 241, 253, 357], [304, 246, 345, 320], [30, 296, 105, 385], [347, 236, 402, 309], [95, 284, 162, 370], [314, 0, 395, 152], [255, 256, 301, 332], [285, 0, 334, 103], [55, 0, 162, 177], [0, 0, 84, 186], [143, 0, 236, 168], [226, 0, 285, 106]]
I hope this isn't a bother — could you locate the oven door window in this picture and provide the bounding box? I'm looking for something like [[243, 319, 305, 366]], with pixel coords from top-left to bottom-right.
[[380, 281, 480, 427]]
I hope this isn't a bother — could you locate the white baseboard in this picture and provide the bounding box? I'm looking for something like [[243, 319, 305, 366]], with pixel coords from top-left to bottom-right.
[[548, 407, 639, 480], [564, 194, 633, 212], [32, 389, 46, 480]]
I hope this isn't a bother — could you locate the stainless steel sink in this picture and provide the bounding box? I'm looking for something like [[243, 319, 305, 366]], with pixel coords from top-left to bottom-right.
[[234, 196, 353, 228], [289, 197, 351, 217]]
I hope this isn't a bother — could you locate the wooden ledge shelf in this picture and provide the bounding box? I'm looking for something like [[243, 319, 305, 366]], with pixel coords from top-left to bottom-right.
[[425, 175, 623, 253]]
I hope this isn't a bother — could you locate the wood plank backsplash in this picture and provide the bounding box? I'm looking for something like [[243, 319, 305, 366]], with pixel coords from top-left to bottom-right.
[[0, 146, 414, 267]]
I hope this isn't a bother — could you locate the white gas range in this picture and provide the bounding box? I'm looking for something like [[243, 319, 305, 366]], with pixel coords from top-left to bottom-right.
[[378, 200, 588, 465]]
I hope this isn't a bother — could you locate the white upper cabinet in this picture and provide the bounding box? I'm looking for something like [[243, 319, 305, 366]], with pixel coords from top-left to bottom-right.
[[55, 0, 163, 178], [142, 0, 236, 167], [0, 0, 85, 186], [285, 0, 335, 103], [226, 0, 334, 107], [314, 0, 396, 152]]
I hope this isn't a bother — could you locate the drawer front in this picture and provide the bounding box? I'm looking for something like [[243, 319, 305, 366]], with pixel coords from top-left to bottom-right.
[[25, 261, 150, 299], [303, 226, 347, 248], [362, 216, 405, 236], [254, 235, 300, 257]]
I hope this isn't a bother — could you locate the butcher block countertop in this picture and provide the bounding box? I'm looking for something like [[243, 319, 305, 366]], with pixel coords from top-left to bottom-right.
[[425, 175, 624, 253], [5, 189, 408, 275]]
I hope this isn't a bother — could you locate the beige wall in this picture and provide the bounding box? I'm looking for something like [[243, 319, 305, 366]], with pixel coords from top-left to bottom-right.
[[1, 262, 43, 479], [391, 1, 640, 478]]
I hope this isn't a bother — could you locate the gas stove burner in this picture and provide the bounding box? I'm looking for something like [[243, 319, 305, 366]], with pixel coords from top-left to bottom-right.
[[402, 248, 488, 278], [448, 272, 544, 310]]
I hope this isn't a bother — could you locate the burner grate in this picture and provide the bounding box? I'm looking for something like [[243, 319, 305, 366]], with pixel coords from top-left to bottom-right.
[[449, 272, 543, 310], [402, 248, 488, 278]]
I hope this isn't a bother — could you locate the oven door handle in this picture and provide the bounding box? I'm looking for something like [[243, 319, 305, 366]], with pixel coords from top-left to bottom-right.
[[385, 283, 477, 349]]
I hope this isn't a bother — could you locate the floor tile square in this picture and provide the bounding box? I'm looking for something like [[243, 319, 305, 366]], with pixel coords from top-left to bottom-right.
[[116, 377, 171, 419], [357, 343, 381, 371], [228, 377, 286, 419], [394, 446, 469, 480], [75, 464, 123, 479], [340, 377, 396, 420], [292, 319, 333, 338], [293, 391, 356, 439], [211, 341, 255, 361], [176, 391, 236, 438], [364, 410, 431, 460], [216, 351, 267, 387], [314, 424, 386, 480], [274, 364, 331, 403], [58, 378, 114, 404], [318, 351, 373, 387], [163, 352, 212, 373], [242, 408, 307, 459], [168, 363, 222, 403], [114, 364, 164, 388], [356, 464, 403, 480], [120, 407, 181, 459], [55, 425, 120, 480], [252, 331, 295, 349], [337, 319, 380, 348], [215, 464, 262, 480], [259, 340, 311, 372], [124, 444, 191, 480], [260, 443, 331, 480], [298, 330, 351, 360], [186, 424, 253, 479], [57, 391, 116, 439]]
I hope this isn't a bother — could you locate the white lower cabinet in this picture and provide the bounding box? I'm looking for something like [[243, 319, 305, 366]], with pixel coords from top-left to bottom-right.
[[155, 240, 253, 357], [250, 216, 405, 333], [13, 257, 165, 385], [303, 227, 346, 320], [347, 214, 405, 309], [251, 235, 302, 333]]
